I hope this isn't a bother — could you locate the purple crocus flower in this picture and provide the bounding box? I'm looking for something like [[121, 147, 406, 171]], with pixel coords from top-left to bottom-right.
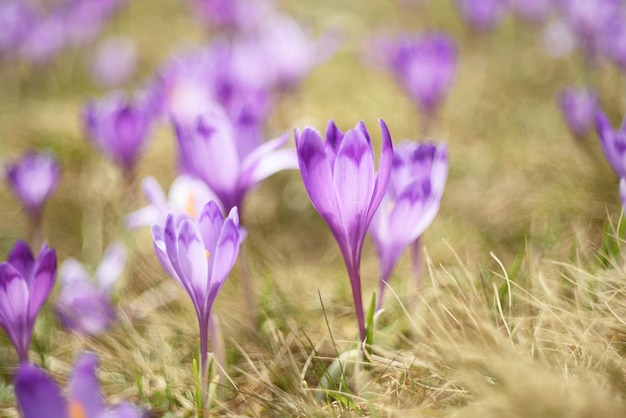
[[5, 150, 60, 221], [154, 45, 271, 126], [383, 33, 457, 124], [557, 86, 598, 139], [152, 201, 241, 393], [0, 241, 56, 363], [596, 109, 626, 208], [295, 119, 393, 343], [173, 104, 298, 211], [456, 0, 509, 32], [55, 243, 126, 336], [89, 37, 137, 88], [125, 175, 222, 229], [83, 91, 154, 173], [369, 141, 448, 311], [15, 352, 143, 418]]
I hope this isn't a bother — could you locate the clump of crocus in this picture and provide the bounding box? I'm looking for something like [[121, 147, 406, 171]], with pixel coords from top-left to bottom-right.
[[188, 0, 270, 33], [152, 200, 241, 408], [15, 352, 143, 417], [126, 175, 222, 229], [295, 119, 392, 343], [455, 0, 509, 32], [557, 0, 620, 64], [55, 242, 126, 336], [0, 241, 56, 363], [557, 86, 599, 140], [376, 33, 457, 133], [83, 90, 154, 180], [5, 150, 60, 241], [596, 110, 626, 208], [173, 103, 298, 212], [369, 141, 448, 311]]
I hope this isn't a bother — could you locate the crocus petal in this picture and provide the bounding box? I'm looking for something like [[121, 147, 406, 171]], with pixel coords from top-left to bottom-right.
[[619, 178, 626, 208], [15, 363, 67, 418], [56, 282, 116, 336], [365, 118, 394, 226], [430, 143, 449, 195], [209, 209, 241, 302], [151, 225, 180, 284], [28, 247, 56, 320], [102, 402, 144, 418], [388, 179, 437, 244], [324, 120, 343, 166], [94, 242, 126, 291], [197, 201, 225, 259], [125, 205, 160, 230], [332, 126, 376, 246], [59, 258, 91, 286], [69, 352, 106, 417], [239, 134, 299, 189], [163, 214, 184, 282], [243, 148, 299, 189], [169, 175, 223, 219], [7, 240, 35, 282], [141, 176, 168, 213], [295, 127, 342, 233], [176, 219, 209, 302], [0, 263, 29, 359], [596, 110, 626, 177]]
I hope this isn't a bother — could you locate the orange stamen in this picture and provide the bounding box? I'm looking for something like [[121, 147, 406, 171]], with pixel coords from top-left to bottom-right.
[[68, 400, 87, 418], [186, 193, 197, 219]]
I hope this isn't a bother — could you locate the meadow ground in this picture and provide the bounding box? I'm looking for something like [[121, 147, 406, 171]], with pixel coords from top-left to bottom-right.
[[1, 0, 626, 417]]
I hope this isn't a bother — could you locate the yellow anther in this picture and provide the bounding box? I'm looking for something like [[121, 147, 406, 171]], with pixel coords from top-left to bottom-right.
[[386, 201, 395, 214], [205, 250, 211, 260], [68, 400, 87, 418], [186, 193, 197, 219]]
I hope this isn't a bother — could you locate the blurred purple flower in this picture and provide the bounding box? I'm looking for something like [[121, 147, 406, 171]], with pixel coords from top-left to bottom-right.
[[90, 37, 138, 88], [15, 352, 143, 418], [596, 110, 626, 208], [126, 175, 222, 229], [596, 110, 626, 178], [511, 0, 552, 23], [254, 12, 330, 91], [154, 45, 271, 126], [151, 201, 241, 385], [5, 150, 60, 220], [456, 0, 509, 32], [19, 13, 66, 65], [63, 0, 126, 47], [558, 0, 621, 61], [600, 18, 626, 70], [188, 0, 269, 32], [0, 2, 31, 59], [295, 119, 393, 342], [369, 141, 448, 311], [174, 104, 298, 211], [83, 91, 154, 173], [55, 243, 126, 336], [0, 241, 56, 363], [382, 33, 457, 120], [557, 86, 598, 139]]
